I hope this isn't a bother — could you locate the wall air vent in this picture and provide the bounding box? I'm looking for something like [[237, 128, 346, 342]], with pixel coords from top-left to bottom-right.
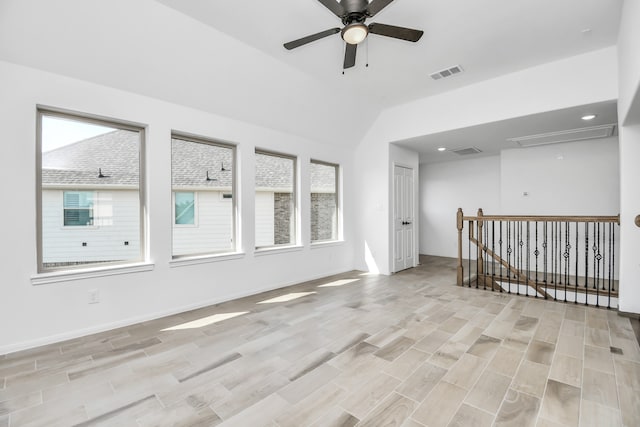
[[430, 65, 464, 80], [452, 147, 482, 155], [507, 124, 617, 147]]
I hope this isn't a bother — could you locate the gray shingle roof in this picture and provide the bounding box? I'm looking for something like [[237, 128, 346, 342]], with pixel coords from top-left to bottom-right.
[[42, 130, 139, 187], [171, 138, 233, 189], [42, 131, 337, 192]]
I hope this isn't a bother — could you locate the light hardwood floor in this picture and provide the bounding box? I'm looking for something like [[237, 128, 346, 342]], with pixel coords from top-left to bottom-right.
[[1, 256, 639, 427]]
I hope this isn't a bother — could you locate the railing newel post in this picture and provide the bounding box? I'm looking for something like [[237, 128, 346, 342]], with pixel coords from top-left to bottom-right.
[[457, 208, 463, 286]]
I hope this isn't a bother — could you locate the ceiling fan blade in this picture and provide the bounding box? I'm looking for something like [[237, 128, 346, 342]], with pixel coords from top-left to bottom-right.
[[368, 23, 424, 42], [317, 0, 345, 17], [366, 0, 395, 17], [283, 28, 341, 50], [343, 43, 357, 69]]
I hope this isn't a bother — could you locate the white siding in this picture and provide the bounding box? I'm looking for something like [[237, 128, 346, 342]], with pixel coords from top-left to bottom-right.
[[172, 191, 233, 256], [255, 191, 274, 247], [42, 190, 141, 264]]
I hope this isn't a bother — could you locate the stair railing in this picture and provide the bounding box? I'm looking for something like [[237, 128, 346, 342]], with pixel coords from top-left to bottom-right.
[[457, 208, 620, 308]]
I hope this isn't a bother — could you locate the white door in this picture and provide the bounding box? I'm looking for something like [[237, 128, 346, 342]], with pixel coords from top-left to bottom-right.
[[393, 165, 415, 272]]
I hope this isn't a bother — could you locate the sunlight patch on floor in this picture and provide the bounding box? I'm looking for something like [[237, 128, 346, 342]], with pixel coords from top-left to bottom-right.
[[257, 292, 317, 304], [318, 279, 360, 288], [161, 311, 249, 331]]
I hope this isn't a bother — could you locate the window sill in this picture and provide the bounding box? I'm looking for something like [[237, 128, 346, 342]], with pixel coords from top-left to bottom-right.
[[31, 262, 155, 285], [170, 252, 246, 268], [254, 245, 304, 257], [310, 240, 345, 249]]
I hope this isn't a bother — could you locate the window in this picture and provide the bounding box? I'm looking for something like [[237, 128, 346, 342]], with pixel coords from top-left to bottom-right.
[[310, 160, 339, 242], [63, 191, 95, 226], [255, 150, 296, 248], [171, 135, 235, 257], [174, 192, 195, 225], [37, 110, 145, 272]]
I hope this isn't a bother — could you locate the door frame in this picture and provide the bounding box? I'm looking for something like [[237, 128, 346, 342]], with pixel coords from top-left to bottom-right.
[[391, 162, 418, 273]]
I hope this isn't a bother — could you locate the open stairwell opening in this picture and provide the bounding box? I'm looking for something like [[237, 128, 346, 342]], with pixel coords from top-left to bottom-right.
[[456, 208, 620, 309]]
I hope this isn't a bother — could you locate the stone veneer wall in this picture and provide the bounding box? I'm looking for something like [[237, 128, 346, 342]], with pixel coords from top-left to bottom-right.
[[311, 193, 336, 241], [274, 193, 292, 245]]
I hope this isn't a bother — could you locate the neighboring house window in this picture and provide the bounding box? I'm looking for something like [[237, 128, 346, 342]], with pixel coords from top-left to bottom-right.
[[310, 160, 339, 242], [174, 192, 195, 225], [63, 191, 95, 226], [37, 110, 145, 272], [171, 135, 236, 258], [255, 150, 296, 248]]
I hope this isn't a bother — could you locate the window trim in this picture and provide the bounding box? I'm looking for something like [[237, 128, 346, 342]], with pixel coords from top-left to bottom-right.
[[255, 148, 298, 250], [171, 132, 237, 259], [36, 107, 147, 274], [310, 159, 340, 243]]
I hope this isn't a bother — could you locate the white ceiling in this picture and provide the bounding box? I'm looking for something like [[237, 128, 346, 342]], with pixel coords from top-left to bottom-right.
[[157, 0, 623, 107], [394, 100, 619, 163], [0, 0, 623, 148]]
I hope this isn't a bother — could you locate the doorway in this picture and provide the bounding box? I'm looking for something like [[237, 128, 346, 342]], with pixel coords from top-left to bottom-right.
[[393, 165, 415, 272]]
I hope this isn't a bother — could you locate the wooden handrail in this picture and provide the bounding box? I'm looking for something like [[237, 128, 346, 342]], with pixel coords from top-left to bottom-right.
[[462, 214, 620, 224]]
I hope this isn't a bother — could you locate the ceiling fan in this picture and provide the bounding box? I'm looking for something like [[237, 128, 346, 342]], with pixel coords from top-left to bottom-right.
[[283, 0, 424, 69]]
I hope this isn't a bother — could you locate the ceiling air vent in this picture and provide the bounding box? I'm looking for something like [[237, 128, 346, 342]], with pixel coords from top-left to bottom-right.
[[452, 147, 482, 155], [507, 124, 617, 148], [430, 65, 464, 80]]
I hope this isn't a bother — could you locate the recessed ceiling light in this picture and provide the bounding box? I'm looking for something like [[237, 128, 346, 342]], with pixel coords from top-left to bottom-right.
[[438, 147, 446, 152], [581, 114, 597, 121]]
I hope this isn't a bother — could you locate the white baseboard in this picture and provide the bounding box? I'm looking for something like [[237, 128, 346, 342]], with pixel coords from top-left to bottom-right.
[[0, 268, 354, 356]]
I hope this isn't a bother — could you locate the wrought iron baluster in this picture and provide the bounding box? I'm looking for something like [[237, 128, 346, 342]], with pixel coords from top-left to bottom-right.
[[608, 222, 612, 308], [584, 222, 589, 306], [491, 221, 495, 291], [526, 222, 530, 297], [507, 221, 512, 294], [543, 222, 548, 290], [612, 223, 616, 293], [468, 220, 471, 288], [499, 220, 503, 291], [563, 221, 569, 302], [535, 221, 539, 295], [575, 221, 579, 304]]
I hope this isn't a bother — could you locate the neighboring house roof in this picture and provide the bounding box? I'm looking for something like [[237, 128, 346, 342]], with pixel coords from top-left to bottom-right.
[[42, 130, 139, 187], [42, 131, 336, 192]]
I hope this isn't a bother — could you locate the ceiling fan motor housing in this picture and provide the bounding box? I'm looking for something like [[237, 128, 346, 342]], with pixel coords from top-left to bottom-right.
[[340, 0, 370, 23]]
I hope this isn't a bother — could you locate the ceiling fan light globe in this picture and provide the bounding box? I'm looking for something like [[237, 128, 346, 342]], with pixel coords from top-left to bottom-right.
[[341, 23, 368, 44]]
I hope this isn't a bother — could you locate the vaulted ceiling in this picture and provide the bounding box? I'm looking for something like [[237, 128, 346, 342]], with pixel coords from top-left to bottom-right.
[[0, 0, 623, 148]]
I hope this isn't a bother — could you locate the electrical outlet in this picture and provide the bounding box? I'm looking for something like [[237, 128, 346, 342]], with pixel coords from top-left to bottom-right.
[[88, 289, 100, 304]]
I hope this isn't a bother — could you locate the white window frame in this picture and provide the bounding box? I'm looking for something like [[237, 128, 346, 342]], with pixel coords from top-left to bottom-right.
[[310, 159, 340, 243], [255, 149, 298, 250], [36, 107, 147, 274]]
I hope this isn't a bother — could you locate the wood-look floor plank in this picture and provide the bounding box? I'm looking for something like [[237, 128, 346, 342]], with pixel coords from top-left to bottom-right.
[[0, 257, 637, 427]]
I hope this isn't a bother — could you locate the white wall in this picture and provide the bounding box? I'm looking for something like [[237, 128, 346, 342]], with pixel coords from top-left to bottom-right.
[[355, 47, 619, 275], [618, 124, 640, 314], [0, 60, 356, 354], [420, 138, 620, 258], [618, 0, 640, 125], [420, 155, 501, 258], [616, 0, 640, 314], [500, 137, 620, 215]]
